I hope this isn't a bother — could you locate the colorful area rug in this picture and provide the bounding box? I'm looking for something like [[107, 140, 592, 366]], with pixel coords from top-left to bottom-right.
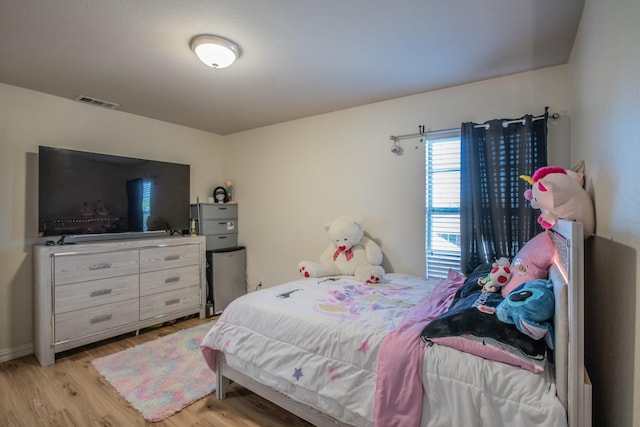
[[92, 321, 216, 422]]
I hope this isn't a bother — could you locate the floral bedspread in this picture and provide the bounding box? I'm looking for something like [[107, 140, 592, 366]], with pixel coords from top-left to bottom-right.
[[200, 273, 439, 427]]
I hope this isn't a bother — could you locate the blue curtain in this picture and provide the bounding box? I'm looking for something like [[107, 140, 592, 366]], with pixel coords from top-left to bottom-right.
[[460, 112, 548, 274]]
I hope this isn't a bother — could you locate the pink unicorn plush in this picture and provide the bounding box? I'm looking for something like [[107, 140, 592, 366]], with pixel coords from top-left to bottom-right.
[[520, 166, 595, 237]]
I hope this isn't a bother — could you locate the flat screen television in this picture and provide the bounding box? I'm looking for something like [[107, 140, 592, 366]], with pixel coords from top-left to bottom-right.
[[38, 146, 190, 242]]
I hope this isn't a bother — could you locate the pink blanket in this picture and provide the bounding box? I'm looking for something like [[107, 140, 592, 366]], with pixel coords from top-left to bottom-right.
[[374, 270, 465, 427]]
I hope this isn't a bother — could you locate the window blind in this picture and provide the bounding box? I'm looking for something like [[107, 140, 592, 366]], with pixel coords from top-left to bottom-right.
[[426, 130, 461, 278]]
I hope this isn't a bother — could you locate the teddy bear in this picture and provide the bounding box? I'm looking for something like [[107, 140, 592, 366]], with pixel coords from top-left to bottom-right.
[[477, 257, 511, 293], [496, 278, 555, 348], [297, 216, 385, 283], [520, 165, 595, 237]]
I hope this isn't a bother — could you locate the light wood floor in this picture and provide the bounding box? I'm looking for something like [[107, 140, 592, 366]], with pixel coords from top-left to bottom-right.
[[0, 316, 314, 427]]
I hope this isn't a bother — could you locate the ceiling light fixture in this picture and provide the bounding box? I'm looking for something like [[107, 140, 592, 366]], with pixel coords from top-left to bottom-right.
[[190, 35, 240, 69]]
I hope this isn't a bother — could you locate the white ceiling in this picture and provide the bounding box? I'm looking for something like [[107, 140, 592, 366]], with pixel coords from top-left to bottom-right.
[[0, 0, 584, 135]]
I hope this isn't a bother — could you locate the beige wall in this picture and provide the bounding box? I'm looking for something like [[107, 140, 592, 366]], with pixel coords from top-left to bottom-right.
[[0, 83, 225, 360], [0, 65, 576, 383], [224, 66, 571, 290], [569, 0, 640, 425]]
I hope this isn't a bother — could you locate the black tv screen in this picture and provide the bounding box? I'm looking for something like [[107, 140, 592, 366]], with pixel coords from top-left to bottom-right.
[[38, 146, 190, 239]]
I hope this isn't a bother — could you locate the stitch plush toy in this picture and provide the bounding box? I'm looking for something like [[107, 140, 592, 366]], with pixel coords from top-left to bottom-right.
[[520, 165, 595, 237], [496, 279, 555, 348], [477, 257, 512, 293], [297, 216, 385, 283]]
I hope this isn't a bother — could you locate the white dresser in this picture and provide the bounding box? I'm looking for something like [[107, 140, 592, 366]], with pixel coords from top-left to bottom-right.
[[33, 235, 206, 366]]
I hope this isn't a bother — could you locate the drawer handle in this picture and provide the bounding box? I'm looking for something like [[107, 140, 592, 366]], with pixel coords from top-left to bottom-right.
[[90, 289, 112, 297], [165, 298, 181, 306], [218, 222, 228, 225], [218, 236, 227, 239], [165, 255, 180, 261], [90, 314, 113, 324], [165, 276, 180, 283], [89, 263, 112, 270]]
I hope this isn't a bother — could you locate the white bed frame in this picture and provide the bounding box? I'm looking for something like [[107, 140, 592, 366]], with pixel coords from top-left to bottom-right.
[[549, 220, 592, 427], [215, 219, 591, 427], [216, 358, 352, 427]]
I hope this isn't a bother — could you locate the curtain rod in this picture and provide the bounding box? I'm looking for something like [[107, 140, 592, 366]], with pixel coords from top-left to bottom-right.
[[389, 128, 455, 143], [389, 111, 559, 143]]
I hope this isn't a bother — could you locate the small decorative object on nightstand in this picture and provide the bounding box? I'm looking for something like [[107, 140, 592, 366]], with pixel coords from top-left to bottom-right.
[[225, 179, 234, 202], [212, 186, 228, 203]]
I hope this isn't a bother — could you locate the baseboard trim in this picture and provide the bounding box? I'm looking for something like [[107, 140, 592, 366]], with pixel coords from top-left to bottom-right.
[[0, 343, 33, 363]]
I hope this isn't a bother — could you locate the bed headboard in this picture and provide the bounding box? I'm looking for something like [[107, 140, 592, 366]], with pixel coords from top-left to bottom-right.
[[548, 219, 588, 427]]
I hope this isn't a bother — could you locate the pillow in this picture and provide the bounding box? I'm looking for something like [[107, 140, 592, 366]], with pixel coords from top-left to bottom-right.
[[501, 231, 555, 297], [421, 271, 549, 373]]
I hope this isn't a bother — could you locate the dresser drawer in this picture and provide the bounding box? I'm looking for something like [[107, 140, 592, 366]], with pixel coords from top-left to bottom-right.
[[55, 298, 139, 343], [140, 244, 200, 273], [200, 219, 237, 235], [54, 251, 139, 285], [140, 264, 200, 297], [206, 234, 238, 251], [140, 286, 201, 320], [55, 275, 139, 314]]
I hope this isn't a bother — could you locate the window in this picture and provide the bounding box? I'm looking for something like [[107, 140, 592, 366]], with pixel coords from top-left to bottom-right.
[[425, 129, 461, 278], [142, 179, 152, 231]]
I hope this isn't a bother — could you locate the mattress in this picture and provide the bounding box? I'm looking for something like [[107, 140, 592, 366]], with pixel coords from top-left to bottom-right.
[[201, 273, 567, 426]]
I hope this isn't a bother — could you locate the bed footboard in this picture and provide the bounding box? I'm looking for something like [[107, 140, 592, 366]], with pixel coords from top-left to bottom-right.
[[215, 352, 354, 426]]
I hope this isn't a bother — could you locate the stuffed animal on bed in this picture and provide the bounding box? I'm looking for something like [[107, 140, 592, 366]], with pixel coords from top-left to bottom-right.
[[297, 216, 385, 283], [478, 257, 512, 293], [496, 278, 555, 348], [520, 165, 595, 237]]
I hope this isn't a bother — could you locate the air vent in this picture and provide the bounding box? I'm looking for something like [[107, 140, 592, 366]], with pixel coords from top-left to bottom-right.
[[74, 95, 120, 110]]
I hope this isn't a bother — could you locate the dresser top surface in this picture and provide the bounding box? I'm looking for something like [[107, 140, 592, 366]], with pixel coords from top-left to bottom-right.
[[34, 235, 205, 255]]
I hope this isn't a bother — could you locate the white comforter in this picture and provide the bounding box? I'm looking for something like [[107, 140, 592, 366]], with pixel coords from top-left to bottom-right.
[[421, 345, 566, 426], [200, 273, 567, 427]]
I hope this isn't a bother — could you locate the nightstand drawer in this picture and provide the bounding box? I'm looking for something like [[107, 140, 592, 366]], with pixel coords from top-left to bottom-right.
[[55, 275, 139, 314], [140, 244, 200, 273], [54, 250, 139, 285], [140, 264, 200, 296], [192, 203, 237, 220], [199, 219, 237, 235], [55, 298, 139, 343], [139, 286, 201, 320], [206, 234, 238, 251]]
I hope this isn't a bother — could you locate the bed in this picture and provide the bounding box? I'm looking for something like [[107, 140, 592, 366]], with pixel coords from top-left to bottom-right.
[[201, 219, 591, 427]]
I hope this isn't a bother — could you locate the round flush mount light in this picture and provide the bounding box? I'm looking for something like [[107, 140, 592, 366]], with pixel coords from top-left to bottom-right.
[[190, 35, 241, 69]]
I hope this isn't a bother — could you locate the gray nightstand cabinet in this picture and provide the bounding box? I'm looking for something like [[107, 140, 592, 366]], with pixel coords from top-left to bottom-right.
[[190, 203, 238, 250], [190, 203, 246, 314]]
